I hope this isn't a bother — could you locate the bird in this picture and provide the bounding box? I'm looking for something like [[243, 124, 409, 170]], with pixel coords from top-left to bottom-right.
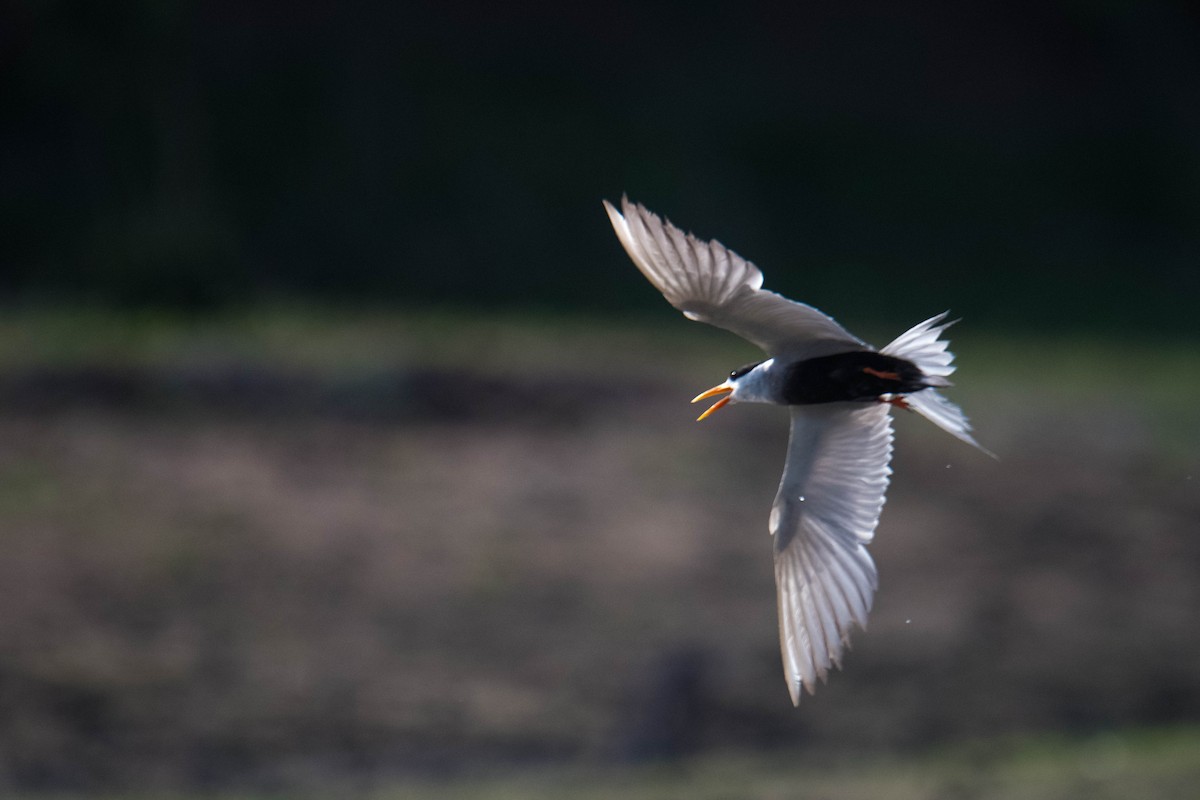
[[604, 196, 990, 705]]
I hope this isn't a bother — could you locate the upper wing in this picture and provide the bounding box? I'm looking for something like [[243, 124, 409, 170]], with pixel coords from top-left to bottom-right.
[[770, 403, 894, 705], [604, 197, 867, 358]]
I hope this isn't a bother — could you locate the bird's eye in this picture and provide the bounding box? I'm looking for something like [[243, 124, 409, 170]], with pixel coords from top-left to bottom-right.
[[730, 361, 762, 379]]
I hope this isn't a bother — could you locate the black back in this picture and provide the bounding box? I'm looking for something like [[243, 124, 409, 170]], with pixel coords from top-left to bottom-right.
[[780, 351, 930, 405]]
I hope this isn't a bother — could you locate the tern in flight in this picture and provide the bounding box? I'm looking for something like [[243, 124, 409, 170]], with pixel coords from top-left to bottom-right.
[[605, 196, 990, 705]]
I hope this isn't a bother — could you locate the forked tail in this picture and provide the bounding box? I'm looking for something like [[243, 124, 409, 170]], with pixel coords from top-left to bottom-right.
[[881, 312, 994, 457]]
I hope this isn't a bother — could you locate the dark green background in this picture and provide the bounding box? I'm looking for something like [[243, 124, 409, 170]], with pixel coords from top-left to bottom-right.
[[6, 1, 1199, 333]]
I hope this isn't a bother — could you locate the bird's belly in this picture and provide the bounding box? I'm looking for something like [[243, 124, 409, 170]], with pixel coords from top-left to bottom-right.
[[780, 351, 929, 404]]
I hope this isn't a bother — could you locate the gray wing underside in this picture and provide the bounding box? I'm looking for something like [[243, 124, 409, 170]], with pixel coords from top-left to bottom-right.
[[604, 197, 867, 359], [771, 403, 894, 705]]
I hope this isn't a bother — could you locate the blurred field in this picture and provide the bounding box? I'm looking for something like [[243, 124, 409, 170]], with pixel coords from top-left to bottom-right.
[[394, 726, 1200, 800], [0, 308, 1196, 795], [13, 727, 1200, 799]]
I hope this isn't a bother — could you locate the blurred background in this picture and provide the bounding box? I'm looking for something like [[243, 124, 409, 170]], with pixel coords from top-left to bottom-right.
[[2, 1, 1199, 797]]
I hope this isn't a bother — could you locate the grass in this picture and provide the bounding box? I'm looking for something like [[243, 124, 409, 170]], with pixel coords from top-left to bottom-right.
[[385, 729, 1200, 800], [15, 726, 1200, 799], [0, 303, 1196, 390], [2, 303, 1193, 454]]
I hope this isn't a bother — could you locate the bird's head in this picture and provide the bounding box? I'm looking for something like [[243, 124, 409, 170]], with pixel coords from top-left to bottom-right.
[[691, 358, 775, 420]]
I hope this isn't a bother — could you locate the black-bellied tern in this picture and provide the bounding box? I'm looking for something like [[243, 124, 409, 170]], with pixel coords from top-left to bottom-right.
[[605, 196, 990, 705]]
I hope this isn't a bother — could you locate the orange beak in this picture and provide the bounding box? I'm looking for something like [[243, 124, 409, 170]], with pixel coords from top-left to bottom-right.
[[691, 383, 733, 421]]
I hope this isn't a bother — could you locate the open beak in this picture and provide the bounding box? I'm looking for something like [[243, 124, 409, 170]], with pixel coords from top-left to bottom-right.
[[691, 382, 733, 421]]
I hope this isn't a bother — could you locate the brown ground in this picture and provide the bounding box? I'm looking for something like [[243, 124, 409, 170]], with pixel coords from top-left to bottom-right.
[[0, 336, 1196, 791]]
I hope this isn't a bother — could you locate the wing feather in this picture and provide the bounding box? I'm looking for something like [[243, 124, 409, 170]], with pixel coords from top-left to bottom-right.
[[692, 233, 715, 301], [771, 403, 894, 705], [605, 197, 867, 358]]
